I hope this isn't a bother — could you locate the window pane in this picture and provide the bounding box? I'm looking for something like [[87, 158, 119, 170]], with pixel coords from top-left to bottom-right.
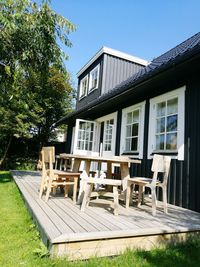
[[132, 123, 138, 136], [157, 102, 166, 117], [125, 139, 131, 151], [85, 131, 89, 141], [77, 141, 81, 149], [127, 112, 132, 124], [90, 68, 99, 90], [126, 125, 132, 137], [91, 124, 94, 131], [109, 119, 114, 125], [80, 141, 84, 150], [167, 115, 177, 132], [156, 118, 165, 133], [167, 98, 178, 115], [166, 133, 177, 150], [107, 144, 111, 151], [132, 110, 139, 122], [80, 77, 88, 97], [90, 132, 93, 141], [156, 134, 164, 150], [85, 142, 88, 150], [79, 122, 84, 130], [131, 137, 138, 151]]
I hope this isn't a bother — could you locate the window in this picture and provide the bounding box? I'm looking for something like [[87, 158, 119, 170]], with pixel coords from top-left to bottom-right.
[[79, 75, 88, 99], [120, 102, 145, 158], [125, 109, 140, 152], [89, 65, 100, 92], [148, 86, 185, 160], [76, 121, 95, 151], [104, 119, 114, 151], [155, 98, 178, 151]]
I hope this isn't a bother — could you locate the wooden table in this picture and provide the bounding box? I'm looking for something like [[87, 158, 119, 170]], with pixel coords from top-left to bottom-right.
[[59, 153, 141, 205], [59, 154, 141, 183]]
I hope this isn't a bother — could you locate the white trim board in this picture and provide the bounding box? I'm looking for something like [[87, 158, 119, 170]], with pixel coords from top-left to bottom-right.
[[77, 47, 148, 77]]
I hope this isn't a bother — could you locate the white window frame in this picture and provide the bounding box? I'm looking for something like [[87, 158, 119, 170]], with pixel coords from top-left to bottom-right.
[[120, 101, 145, 159], [148, 86, 185, 160], [89, 64, 100, 92], [79, 75, 88, 99]]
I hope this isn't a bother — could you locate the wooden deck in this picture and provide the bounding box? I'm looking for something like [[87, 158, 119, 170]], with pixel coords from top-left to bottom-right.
[[12, 170, 200, 260]]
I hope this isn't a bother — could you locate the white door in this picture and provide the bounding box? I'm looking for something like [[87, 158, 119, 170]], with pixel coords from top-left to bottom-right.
[[73, 119, 100, 171], [96, 112, 117, 171]]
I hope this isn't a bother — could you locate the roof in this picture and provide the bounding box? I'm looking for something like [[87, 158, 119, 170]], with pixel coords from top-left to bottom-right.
[[57, 32, 200, 125], [77, 46, 148, 77]]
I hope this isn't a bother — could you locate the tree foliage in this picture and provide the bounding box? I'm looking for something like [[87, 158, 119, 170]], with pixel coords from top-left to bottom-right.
[[0, 0, 76, 166]]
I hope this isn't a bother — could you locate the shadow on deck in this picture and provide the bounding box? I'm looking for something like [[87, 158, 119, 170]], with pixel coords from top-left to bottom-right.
[[11, 170, 200, 260]]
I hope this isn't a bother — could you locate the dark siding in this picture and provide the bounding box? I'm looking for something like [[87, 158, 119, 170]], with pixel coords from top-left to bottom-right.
[[185, 78, 200, 212], [66, 125, 73, 153], [102, 54, 145, 94], [115, 109, 122, 156]]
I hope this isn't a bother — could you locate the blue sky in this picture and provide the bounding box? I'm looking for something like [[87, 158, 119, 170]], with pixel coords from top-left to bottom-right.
[[48, 0, 200, 84]]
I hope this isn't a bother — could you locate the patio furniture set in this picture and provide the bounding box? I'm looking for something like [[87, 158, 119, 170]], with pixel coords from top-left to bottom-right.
[[39, 146, 171, 216]]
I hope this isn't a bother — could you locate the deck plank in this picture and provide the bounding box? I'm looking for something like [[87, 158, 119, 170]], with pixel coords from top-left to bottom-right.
[[11, 170, 200, 259], [13, 171, 62, 240], [25, 177, 91, 233]]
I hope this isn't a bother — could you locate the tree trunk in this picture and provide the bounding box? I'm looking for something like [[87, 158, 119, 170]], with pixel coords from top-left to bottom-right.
[[0, 136, 13, 167]]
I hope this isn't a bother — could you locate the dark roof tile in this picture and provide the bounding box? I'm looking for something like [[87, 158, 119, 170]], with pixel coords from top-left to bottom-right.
[[57, 32, 200, 124]]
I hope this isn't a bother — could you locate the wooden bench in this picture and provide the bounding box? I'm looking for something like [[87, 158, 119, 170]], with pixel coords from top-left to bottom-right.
[[80, 177, 122, 215]]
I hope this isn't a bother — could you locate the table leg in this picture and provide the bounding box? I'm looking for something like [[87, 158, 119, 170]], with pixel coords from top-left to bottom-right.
[[84, 160, 91, 175], [107, 162, 112, 178], [72, 158, 81, 172], [125, 180, 131, 208], [120, 162, 130, 204], [81, 182, 92, 212], [113, 186, 119, 215]]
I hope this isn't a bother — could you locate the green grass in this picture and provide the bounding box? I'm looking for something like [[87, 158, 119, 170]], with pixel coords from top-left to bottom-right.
[[0, 171, 200, 267]]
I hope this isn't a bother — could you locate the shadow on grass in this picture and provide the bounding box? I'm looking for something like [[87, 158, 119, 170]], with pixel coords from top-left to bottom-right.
[[129, 235, 200, 267], [0, 172, 12, 183]]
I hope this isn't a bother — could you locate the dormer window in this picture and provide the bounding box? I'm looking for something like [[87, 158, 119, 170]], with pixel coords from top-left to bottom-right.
[[89, 65, 100, 92], [79, 75, 88, 99]]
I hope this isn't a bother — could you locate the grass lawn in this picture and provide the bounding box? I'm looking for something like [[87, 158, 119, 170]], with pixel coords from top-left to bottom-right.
[[0, 171, 200, 267]]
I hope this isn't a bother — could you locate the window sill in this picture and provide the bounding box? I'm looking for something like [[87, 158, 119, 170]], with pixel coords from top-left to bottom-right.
[[122, 152, 139, 155], [88, 87, 98, 94], [79, 95, 87, 101], [121, 152, 141, 159], [152, 150, 178, 155]]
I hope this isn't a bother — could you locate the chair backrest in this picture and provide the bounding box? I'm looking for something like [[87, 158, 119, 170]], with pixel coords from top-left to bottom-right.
[[42, 146, 55, 164], [151, 154, 171, 185], [41, 147, 55, 179]]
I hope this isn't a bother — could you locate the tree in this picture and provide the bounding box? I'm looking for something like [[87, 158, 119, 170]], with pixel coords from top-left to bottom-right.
[[0, 0, 76, 167]]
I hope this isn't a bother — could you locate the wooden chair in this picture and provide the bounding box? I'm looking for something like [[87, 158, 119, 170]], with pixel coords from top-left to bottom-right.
[[126, 154, 171, 216], [80, 171, 122, 215], [39, 147, 80, 203]]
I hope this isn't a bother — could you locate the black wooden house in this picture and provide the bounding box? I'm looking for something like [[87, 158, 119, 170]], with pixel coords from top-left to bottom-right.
[[57, 32, 200, 213]]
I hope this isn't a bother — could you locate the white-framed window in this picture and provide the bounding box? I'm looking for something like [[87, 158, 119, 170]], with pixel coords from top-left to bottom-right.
[[120, 101, 145, 159], [148, 86, 185, 160], [89, 65, 100, 92], [103, 119, 114, 151], [76, 120, 95, 151], [79, 75, 88, 99]]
